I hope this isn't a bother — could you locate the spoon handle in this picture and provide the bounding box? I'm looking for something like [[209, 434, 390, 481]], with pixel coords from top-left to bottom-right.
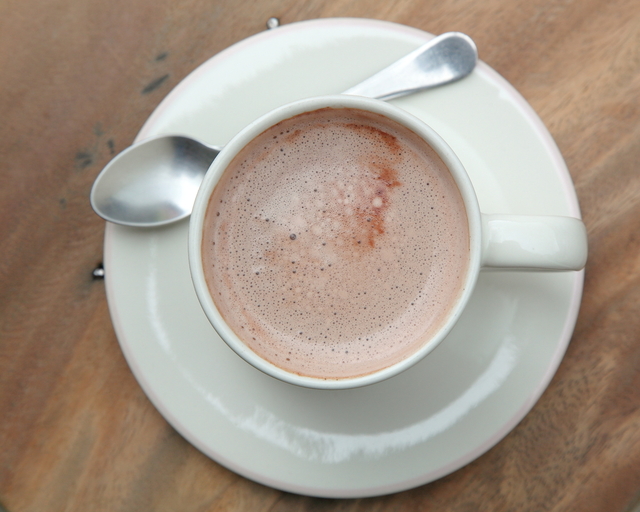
[[342, 32, 478, 101]]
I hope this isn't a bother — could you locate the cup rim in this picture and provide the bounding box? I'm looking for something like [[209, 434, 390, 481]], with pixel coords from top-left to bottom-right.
[[188, 94, 482, 389]]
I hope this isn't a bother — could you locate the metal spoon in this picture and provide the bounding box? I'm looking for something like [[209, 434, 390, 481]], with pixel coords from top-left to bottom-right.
[[90, 32, 477, 227]]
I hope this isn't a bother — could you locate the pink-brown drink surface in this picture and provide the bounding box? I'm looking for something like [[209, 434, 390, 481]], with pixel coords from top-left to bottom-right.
[[202, 107, 470, 379]]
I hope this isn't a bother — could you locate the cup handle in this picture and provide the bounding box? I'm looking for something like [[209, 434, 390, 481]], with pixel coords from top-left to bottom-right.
[[480, 214, 588, 270]]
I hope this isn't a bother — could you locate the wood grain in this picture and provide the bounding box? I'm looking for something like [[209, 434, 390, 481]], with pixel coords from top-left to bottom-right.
[[1, 0, 640, 510]]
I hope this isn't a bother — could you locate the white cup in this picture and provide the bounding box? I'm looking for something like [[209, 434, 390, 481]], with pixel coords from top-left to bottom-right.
[[188, 95, 587, 389]]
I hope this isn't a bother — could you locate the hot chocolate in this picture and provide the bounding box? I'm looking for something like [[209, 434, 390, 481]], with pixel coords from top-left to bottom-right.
[[201, 107, 470, 379]]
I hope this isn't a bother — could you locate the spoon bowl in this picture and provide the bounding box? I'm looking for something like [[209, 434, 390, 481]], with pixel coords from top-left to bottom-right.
[[90, 136, 220, 227], [91, 32, 477, 227]]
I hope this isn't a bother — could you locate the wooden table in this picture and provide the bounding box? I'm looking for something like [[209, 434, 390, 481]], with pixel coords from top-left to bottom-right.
[[1, 0, 639, 510]]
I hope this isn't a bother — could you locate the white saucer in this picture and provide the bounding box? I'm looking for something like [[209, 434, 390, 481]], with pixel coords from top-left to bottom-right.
[[104, 18, 584, 498]]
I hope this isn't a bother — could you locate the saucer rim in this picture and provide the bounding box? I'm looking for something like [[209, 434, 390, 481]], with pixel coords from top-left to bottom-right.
[[104, 17, 584, 498]]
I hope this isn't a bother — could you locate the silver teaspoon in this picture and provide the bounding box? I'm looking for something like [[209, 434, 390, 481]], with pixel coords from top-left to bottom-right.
[[90, 32, 477, 227]]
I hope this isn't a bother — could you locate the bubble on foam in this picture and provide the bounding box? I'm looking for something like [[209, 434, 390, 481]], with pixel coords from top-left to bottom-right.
[[202, 108, 469, 379]]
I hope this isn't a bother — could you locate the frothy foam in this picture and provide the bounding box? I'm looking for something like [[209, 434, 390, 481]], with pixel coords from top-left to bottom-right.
[[202, 108, 469, 379]]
